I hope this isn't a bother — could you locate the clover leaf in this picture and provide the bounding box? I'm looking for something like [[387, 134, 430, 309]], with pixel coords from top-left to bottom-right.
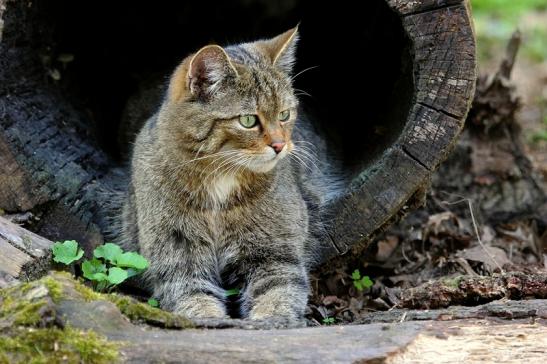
[[107, 267, 129, 285], [52, 240, 84, 265], [82, 258, 107, 281], [115, 252, 149, 270], [93, 243, 123, 263], [352, 269, 373, 291]]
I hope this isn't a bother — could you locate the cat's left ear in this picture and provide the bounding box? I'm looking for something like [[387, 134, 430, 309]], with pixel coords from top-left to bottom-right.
[[257, 25, 299, 74], [168, 45, 238, 102]]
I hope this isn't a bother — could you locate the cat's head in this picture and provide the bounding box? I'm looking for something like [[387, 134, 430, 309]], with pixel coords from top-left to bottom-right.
[[158, 27, 299, 174]]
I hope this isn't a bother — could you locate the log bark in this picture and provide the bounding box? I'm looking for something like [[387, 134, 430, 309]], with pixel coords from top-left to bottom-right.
[[393, 272, 547, 310], [0, 0, 476, 264], [2, 273, 546, 363]]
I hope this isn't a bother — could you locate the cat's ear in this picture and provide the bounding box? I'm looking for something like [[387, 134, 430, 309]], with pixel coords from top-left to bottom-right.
[[168, 45, 238, 102], [257, 26, 299, 74], [187, 45, 239, 100]]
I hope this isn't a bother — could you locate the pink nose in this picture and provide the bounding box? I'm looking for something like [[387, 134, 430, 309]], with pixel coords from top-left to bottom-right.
[[271, 142, 286, 154]]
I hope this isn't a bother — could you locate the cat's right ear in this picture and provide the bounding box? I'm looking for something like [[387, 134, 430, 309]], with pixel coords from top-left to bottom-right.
[[168, 45, 238, 102]]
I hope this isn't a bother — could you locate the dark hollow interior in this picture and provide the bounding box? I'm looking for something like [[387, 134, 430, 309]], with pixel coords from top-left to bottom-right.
[[38, 0, 413, 177]]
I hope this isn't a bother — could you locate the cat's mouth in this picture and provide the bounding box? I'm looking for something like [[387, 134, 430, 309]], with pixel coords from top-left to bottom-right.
[[236, 145, 289, 173]]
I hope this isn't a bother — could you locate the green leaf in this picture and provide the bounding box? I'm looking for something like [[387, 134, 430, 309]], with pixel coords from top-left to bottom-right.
[[351, 269, 361, 281], [322, 317, 335, 325], [52, 240, 84, 265], [93, 243, 123, 263], [115, 252, 149, 270], [82, 258, 107, 281], [147, 298, 159, 308], [107, 267, 128, 285], [225, 288, 240, 297], [91, 272, 108, 282], [361, 276, 373, 289], [353, 280, 363, 291]]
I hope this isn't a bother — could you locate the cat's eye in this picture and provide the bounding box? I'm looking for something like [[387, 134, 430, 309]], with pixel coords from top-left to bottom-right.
[[279, 110, 290, 122], [239, 115, 258, 128]]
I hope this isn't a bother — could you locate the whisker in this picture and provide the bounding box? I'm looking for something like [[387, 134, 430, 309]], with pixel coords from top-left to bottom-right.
[[180, 150, 240, 167], [293, 88, 313, 98], [203, 153, 245, 182], [292, 148, 321, 172], [293, 144, 318, 157], [193, 143, 206, 159], [290, 65, 319, 82], [289, 153, 313, 173]]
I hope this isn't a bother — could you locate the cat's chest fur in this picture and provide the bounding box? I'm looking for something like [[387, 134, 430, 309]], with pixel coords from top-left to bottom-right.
[[181, 175, 307, 250], [207, 174, 239, 206]]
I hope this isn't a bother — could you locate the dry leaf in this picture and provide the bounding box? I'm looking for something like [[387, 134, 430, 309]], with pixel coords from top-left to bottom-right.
[[457, 246, 511, 272]]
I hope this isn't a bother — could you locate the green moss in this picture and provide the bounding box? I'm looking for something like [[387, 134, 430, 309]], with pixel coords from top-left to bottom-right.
[[442, 276, 463, 288], [41, 276, 63, 303], [107, 295, 194, 329], [72, 279, 103, 301], [66, 276, 193, 328], [0, 287, 48, 326], [0, 327, 119, 364], [0, 276, 121, 363]]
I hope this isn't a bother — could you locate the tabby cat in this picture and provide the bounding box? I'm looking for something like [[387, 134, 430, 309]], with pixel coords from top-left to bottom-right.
[[120, 27, 342, 320]]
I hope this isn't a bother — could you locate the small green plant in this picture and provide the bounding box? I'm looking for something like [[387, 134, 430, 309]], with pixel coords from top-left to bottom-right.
[[147, 298, 159, 308], [52, 240, 84, 265], [351, 269, 373, 291], [322, 317, 335, 325], [225, 288, 240, 297], [531, 130, 547, 143], [52, 241, 149, 292]]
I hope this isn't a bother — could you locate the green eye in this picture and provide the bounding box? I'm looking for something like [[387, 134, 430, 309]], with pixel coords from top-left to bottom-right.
[[279, 110, 290, 122], [239, 115, 258, 128]]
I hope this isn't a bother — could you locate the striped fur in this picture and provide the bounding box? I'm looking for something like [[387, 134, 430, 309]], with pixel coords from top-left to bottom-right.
[[120, 27, 345, 320]]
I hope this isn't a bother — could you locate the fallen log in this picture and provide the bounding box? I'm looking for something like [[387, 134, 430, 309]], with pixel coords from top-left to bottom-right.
[[1, 273, 545, 363], [0, 0, 476, 264], [0, 216, 53, 287], [357, 299, 547, 324], [393, 272, 547, 309]]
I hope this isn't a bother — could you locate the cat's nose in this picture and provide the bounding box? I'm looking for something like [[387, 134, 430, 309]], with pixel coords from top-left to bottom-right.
[[270, 142, 286, 154]]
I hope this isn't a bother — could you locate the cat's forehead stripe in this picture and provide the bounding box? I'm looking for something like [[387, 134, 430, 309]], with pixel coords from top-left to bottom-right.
[[226, 45, 261, 66]]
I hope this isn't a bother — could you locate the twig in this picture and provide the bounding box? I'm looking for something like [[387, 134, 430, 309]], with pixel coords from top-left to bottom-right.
[[439, 192, 505, 273], [498, 30, 521, 80], [466, 199, 505, 273]]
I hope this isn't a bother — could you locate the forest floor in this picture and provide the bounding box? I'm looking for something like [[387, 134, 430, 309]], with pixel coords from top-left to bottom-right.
[[307, 1, 547, 326]]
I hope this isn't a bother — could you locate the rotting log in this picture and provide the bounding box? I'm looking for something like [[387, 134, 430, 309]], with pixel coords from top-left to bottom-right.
[[0, 0, 476, 264], [0, 216, 53, 287]]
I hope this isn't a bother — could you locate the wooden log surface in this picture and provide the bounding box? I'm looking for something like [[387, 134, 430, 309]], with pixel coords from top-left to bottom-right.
[[2, 273, 546, 363], [325, 0, 476, 256], [0, 216, 53, 287]]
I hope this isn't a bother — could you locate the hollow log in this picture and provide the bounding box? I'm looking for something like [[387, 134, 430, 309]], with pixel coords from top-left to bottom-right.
[[0, 0, 476, 264]]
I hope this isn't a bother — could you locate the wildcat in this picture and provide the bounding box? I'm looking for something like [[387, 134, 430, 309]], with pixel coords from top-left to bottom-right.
[[120, 27, 342, 320]]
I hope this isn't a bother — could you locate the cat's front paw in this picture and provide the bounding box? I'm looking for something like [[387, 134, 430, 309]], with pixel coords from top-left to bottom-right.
[[247, 288, 304, 321], [174, 293, 228, 319]]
